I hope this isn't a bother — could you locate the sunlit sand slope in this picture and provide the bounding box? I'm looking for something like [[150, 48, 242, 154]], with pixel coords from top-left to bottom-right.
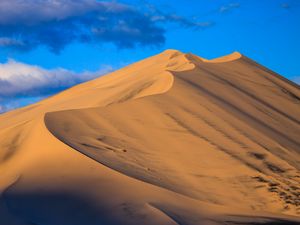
[[1, 50, 300, 225]]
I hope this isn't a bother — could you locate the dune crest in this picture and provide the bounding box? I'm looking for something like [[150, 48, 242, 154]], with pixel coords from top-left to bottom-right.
[[1, 50, 300, 225], [193, 51, 242, 63]]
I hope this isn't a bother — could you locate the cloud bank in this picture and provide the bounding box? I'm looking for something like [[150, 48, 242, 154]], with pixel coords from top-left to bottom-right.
[[0, 59, 112, 113], [0, 0, 211, 53]]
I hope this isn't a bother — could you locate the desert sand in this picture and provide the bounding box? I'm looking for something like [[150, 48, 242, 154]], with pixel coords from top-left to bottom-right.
[[0, 50, 300, 225]]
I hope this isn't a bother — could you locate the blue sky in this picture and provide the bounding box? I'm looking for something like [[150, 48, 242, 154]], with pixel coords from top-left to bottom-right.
[[0, 0, 299, 112]]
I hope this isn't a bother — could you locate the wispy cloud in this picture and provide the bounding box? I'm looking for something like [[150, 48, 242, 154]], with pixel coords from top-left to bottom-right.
[[0, 103, 10, 113], [219, 3, 240, 13], [0, 59, 112, 113], [0, 37, 25, 47], [0, 0, 212, 53], [143, 1, 214, 29], [151, 13, 214, 29], [281, 3, 291, 9], [291, 76, 300, 84]]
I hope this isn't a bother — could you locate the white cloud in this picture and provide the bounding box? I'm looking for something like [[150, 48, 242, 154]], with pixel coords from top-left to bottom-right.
[[0, 59, 112, 97], [0, 59, 113, 113]]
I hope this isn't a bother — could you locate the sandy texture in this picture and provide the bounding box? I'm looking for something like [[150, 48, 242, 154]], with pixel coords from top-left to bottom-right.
[[1, 50, 300, 225]]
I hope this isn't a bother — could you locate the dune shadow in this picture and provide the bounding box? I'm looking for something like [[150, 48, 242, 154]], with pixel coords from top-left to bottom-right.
[[223, 215, 300, 225], [2, 188, 117, 225]]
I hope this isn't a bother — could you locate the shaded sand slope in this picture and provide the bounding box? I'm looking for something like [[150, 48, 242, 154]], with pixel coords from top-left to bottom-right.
[[1, 50, 300, 225]]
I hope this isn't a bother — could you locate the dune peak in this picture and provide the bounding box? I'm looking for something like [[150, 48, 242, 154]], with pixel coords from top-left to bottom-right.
[[162, 49, 182, 55], [160, 49, 184, 59], [188, 51, 243, 63]]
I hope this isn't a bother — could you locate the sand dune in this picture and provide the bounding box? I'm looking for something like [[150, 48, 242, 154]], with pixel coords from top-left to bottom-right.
[[1, 50, 300, 225]]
